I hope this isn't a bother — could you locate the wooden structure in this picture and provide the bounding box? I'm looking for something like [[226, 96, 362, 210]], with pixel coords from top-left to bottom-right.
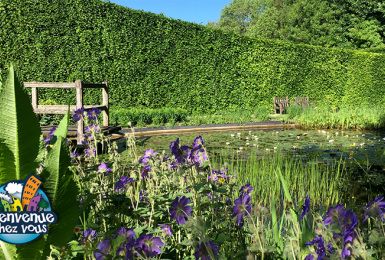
[[294, 96, 309, 108], [273, 96, 309, 114], [273, 96, 289, 114], [24, 80, 109, 143]]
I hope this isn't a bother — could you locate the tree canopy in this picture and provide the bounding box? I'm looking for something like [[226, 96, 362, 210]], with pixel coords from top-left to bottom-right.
[[210, 0, 385, 49]]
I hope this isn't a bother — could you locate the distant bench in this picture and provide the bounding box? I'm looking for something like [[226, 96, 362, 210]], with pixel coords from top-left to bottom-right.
[[273, 96, 309, 114]]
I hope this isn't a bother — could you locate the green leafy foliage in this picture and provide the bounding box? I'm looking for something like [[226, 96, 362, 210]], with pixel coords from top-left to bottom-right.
[[0, 66, 79, 259], [0, 0, 385, 114], [41, 112, 80, 250], [214, 0, 385, 49], [112, 107, 188, 126], [0, 64, 41, 182]]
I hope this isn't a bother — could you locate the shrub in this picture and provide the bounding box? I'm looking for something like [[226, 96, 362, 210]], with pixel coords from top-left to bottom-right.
[[111, 107, 188, 126], [1, 0, 385, 113]]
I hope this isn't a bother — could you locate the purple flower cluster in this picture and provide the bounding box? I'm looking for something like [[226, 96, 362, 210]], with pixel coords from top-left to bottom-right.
[[324, 204, 358, 259], [305, 204, 358, 259], [170, 196, 193, 225], [208, 169, 230, 184], [364, 196, 385, 222], [85, 124, 101, 134], [94, 227, 164, 259], [73, 108, 84, 122], [82, 228, 97, 244], [136, 234, 164, 257], [159, 224, 172, 237], [194, 241, 219, 260], [115, 176, 134, 191], [169, 136, 208, 167], [300, 195, 310, 220], [44, 126, 57, 146], [98, 162, 112, 174], [87, 108, 101, 121], [138, 149, 157, 179], [233, 184, 253, 227], [139, 149, 156, 165]]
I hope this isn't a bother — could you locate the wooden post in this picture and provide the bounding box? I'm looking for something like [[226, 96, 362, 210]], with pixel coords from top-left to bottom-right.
[[31, 87, 38, 110], [102, 81, 109, 127], [75, 80, 84, 144]]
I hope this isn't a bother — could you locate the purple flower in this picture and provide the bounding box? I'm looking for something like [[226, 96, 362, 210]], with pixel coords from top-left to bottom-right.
[[233, 194, 252, 227], [139, 149, 156, 165], [208, 169, 229, 184], [44, 126, 57, 145], [115, 228, 136, 258], [305, 235, 326, 259], [116, 227, 136, 240], [170, 138, 190, 164], [324, 204, 357, 233], [84, 148, 96, 157], [94, 239, 111, 260], [170, 196, 193, 225], [141, 165, 151, 179], [341, 229, 356, 259], [192, 136, 205, 149], [82, 228, 97, 243], [300, 195, 310, 220], [194, 241, 219, 260], [135, 234, 164, 257], [188, 146, 208, 166], [73, 108, 84, 122], [168, 161, 178, 170], [87, 107, 101, 121], [327, 243, 334, 254], [304, 254, 315, 260], [98, 162, 112, 174], [85, 124, 101, 134], [115, 176, 134, 191], [159, 224, 172, 237], [239, 184, 253, 196], [364, 196, 385, 222]]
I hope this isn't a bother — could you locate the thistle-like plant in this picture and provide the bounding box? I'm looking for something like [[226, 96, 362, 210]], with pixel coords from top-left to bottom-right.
[[0, 65, 79, 259]]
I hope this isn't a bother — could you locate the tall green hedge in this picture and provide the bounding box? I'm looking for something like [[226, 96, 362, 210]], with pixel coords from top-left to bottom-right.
[[0, 0, 384, 113]]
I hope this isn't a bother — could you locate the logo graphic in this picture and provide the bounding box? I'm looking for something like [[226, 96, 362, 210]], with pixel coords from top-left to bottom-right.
[[0, 176, 57, 244]]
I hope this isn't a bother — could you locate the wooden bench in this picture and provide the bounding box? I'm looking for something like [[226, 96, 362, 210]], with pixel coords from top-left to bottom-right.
[[294, 96, 309, 108], [273, 96, 309, 114], [24, 80, 109, 144], [273, 96, 289, 114]]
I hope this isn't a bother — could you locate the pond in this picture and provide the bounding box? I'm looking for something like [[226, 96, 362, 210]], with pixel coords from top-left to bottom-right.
[[131, 128, 385, 207]]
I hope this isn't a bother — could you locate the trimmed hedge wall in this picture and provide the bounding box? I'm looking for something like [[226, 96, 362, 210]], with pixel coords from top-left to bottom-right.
[[0, 0, 384, 113]]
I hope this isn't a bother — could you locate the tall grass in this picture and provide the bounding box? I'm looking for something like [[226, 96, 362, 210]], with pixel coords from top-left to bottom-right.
[[287, 106, 385, 129], [212, 150, 345, 209]]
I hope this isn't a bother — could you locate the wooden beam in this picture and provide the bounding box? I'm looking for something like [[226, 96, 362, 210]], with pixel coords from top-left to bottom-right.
[[75, 80, 84, 144], [31, 87, 38, 110], [24, 82, 76, 89], [102, 81, 109, 127], [81, 83, 108, 89]]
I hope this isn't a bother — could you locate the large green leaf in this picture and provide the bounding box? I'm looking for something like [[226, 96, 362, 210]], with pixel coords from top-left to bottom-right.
[[42, 112, 79, 249], [0, 241, 16, 260], [0, 141, 15, 180], [16, 113, 79, 259], [0, 64, 41, 182]]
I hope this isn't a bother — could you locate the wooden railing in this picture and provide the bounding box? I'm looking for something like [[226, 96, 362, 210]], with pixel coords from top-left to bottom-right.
[[24, 80, 109, 143]]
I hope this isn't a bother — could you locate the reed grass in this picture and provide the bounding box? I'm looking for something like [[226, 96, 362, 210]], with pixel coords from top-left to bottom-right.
[[212, 150, 345, 209], [288, 106, 385, 130]]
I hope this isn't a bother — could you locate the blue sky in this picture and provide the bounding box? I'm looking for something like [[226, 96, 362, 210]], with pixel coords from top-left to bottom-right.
[[108, 0, 231, 24]]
